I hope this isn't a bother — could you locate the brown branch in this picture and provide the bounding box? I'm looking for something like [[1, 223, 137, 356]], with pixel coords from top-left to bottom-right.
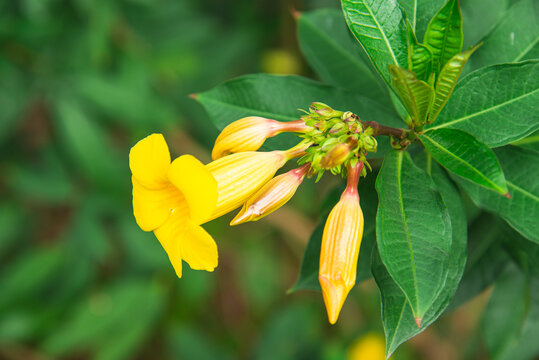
[[361, 120, 408, 139]]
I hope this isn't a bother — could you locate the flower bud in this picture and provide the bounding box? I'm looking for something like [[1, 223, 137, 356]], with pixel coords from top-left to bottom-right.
[[320, 143, 351, 169], [212, 117, 310, 160], [231, 164, 309, 225], [319, 163, 364, 324], [309, 102, 344, 118], [205, 151, 288, 220]]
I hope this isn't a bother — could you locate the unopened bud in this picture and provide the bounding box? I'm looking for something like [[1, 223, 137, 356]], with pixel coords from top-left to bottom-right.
[[320, 143, 351, 169], [230, 164, 309, 225], [212, 117, 310, 160], [310, 102, 344, 118], [362, 136, 378, 152], [319, 163, 364, 324]]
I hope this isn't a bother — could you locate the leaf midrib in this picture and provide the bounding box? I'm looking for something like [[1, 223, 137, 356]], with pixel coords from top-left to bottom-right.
[[396, 151, 419, 313], [348, 0, 399, 65], [429, 88, 539, 130], [422, 132, 506, 193], [507, 181, 539, 203]]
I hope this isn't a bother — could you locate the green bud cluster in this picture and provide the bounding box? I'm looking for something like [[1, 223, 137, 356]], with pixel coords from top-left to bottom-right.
[[297, 102, 378, 181]]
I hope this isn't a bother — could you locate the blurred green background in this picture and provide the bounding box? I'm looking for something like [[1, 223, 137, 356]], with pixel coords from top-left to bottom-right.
[[0, 1, 490, 359]]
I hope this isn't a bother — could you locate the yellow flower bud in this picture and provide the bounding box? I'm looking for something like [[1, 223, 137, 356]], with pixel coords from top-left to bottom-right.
[[230, 164, 309, 225], [319, 163, 364, 324], [320, 143, 351, 169], [212, 117, 310, 160], [206, 151, 288, 220]]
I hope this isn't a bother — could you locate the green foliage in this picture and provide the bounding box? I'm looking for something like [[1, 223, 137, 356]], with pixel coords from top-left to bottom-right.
[[197, 0, 539, 356], [376, 150, 452, 319], [419, 128, 508, 194], [428, 61, 539, 147]]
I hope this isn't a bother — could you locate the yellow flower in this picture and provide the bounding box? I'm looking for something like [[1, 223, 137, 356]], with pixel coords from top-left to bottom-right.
[[230, 163, 309, 225], [319, 163, 364, 324], [129, 134, 219, 278], [212, 117, 310, 160], [347, 333, 386, 360]]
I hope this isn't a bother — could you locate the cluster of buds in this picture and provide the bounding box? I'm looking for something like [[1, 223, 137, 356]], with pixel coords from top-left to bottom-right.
[[130, 102, 374, 324], [298, 103, 378, 181]]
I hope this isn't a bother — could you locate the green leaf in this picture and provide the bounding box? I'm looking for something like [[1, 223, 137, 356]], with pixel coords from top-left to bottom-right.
[[420, 128, 508, 195], [429, 44, 480, 122], [449, 213, 510, 309], [389, 65, 434, 125], [428, 61, 539, 147], [460, 0, 510, 49], [423, 0, 463, 74], [341, 0, 409, 88], [297, 9, 388, 102], [455, 146, 539, 243], [481, 261, 528, 360], [469, 0, 539, 70], [375, 150, 452, 319], [196, 74, 402, 150], [406, 23, 433, 81], [511, 130, 539, 152], [374, 156, 467, 357], [400, 0, 446, 40], [291, 174, 378, 292]]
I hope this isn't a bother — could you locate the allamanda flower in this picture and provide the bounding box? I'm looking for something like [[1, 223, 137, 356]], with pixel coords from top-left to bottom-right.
[[130, 103, 378, 324], [130, 134, 219, 278]]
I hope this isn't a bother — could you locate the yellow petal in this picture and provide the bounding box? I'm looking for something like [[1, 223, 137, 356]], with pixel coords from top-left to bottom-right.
[[129, 134, 171, 189], [206, 151, 287, 219], [132, 176, 187, 231], [153, 210, 190, 278], [168, 155, 218, 225], [180, 221, 218, 271]]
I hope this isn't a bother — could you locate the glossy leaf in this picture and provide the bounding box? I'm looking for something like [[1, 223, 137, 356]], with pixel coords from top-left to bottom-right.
[[481, 261, 528, 360], [430, 44, 480, 122], [374, 157, 466, 357], [297, 9, 388, 101], [291, 174, 378, 292], [376, 150, 452, 319], [428, 61, 539, 147], [423, 0, 463, 73], [406, 22, 433, 81], [342, 0, 409, 88], [389, 65, 434, 125], [455, 146, 539, 243], [196, 74, 402, 150], [470, 0, 539, 70], [400, 0, 446, 40], [420, 128, 508, 195]]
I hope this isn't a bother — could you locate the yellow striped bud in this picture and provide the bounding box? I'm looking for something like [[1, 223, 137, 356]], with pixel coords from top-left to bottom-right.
[[320, 143, 351, 169], [230, 164, 309, 225], [319, 163, 364, 324], [205, 151, 288, 220], [212, 117, 310, 160]]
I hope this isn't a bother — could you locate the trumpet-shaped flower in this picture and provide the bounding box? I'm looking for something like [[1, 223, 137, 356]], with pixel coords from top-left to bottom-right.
[[212, 117, 310, 160], [319, 162, 364, 324], [130, 134, 219, 278], [230, 164, 309, 225]]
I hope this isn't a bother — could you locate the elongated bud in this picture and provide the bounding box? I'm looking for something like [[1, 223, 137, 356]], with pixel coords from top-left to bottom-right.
[[212, 117, 310, 160], [319, 162, 364, 324], [231, 164, 309, 225], [205, 151, 288, 220]]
